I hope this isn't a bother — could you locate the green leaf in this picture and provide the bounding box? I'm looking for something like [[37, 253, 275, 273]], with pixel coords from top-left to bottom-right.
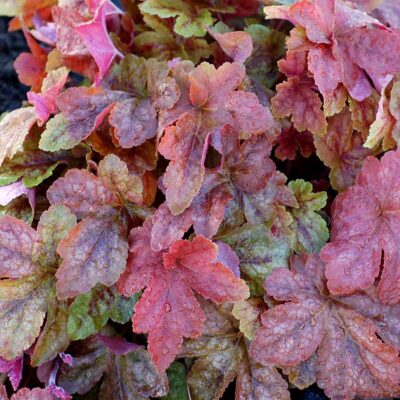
[[140, 0, 214, 38], [35, 204, 77, 269], [174, 9, 213, 38], [0, 149, 71, 188], [244, 24, 286, 90], [58, 336, 168, 398], [288, 179, 329, 253], [31, 291, 70, 366], [109, 291, 139, 324], [0, 275, 51, 360], [0, 0, 24, 16], [221, 223, 292, 296], [0, 196, 34, 224], [39, 114, 77, 152], [68, 286, 138, 340], [99, 349, 169, 399], [163, 362, 189, 400], [134, 15, 212, 63]]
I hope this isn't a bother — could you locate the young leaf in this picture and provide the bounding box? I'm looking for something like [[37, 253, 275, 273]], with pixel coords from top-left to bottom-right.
[[207, 27, 253, 64], [244, 24, 286, 90], [287, 179, 328, 253], [221, 223, 292, 295], [98, 154, 143, 204], [75, 2, 123, 84], [250, 253, 400, 399], [139, 0, 214, 38], [364, 79, 400, 150], [13, 33, 47, 92], [314, 109, 371, 191], [134, 15, 213, 64], [275, 126, 315, 161], [107, 54, 180, 148], [232, 297, 267, 340], [272, 77, 327, 136], [0, 355, 23, 391], [27, 67, 69, 125]]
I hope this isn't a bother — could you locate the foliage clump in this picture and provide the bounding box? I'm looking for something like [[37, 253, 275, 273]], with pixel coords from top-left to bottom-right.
[[1, 0, 400, 399]]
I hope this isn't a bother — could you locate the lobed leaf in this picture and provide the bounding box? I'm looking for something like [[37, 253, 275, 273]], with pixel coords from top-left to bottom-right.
[[56, 207, 129, 299], [250, 254, 400, 399]]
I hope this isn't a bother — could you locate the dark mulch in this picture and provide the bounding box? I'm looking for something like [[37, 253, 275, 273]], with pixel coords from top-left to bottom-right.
[[0, 17, 29, 113]]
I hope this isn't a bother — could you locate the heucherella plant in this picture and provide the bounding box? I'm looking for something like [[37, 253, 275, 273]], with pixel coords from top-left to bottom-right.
[[1, 0, 400, 399]]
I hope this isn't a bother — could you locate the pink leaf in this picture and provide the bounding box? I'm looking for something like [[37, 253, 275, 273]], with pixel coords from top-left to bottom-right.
[[96, 334, 141, 355], [0, 355, 23, 391], [75, 2, 123, 84], [0, 181, 34, 207]]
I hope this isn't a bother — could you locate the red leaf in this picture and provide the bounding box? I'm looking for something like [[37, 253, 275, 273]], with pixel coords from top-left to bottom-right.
[[56, 87, 129, 146], [75, 2, 123, 84], [27, 67, 69, 125], [250, 253, 400, 399], [153, 127, 275, 249], [266, 0, 400, 101], [10, 388, 54, 400], [272, 77, 327, 136], [0, 216, 38, 279], [158, 113, 209, 215], [118, 220, 249, 371], [274, 126, 315, 161], [158, 60, 274, 214], [320, 150, 400, 304], [110, 98, 157, 148], [150, 203, 193, 252], [52, 6, 90, 57], [47, 169, 119, 219], [207, 28, 253, 63], [13, 32, 47, 92], [314, 109, 371, 191]]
